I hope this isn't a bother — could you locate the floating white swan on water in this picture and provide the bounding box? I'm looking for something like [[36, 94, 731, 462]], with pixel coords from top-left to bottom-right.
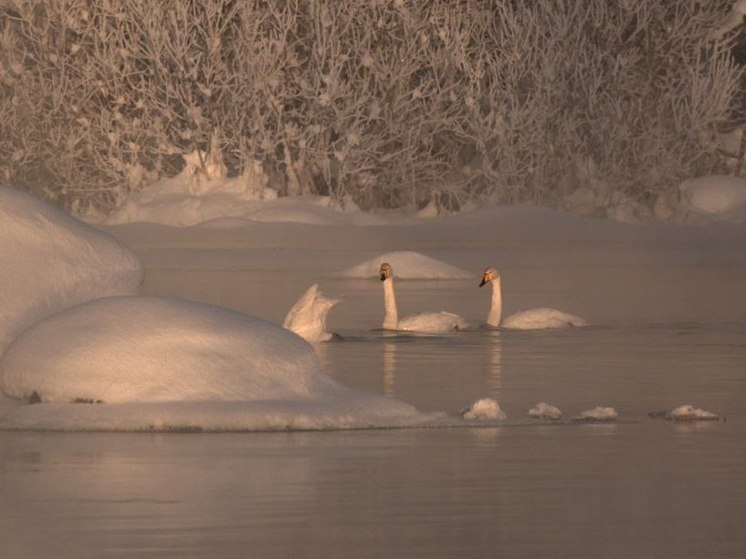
[[380, 263, 468, 333], [283, 284, 340, 343], [479, 267, 587, 330]]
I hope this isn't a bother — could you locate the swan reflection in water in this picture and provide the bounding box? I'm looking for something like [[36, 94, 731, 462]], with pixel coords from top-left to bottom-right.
[[382, 334, 397, 397], [379, 328, 503, 402], [486, 329, 503, 396]]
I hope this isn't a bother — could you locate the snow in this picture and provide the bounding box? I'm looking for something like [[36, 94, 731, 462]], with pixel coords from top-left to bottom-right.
[[0, 185, 142, 355], [668, 404, 719, 421], [654, 175, 746, 225], [528, 402, 563, 420], [338, 251, 471, 280], [461, 398, 506, 421], [1, 296, 327, 404], [0, 295, 434, 431], [1, 162, 743, 431], [0, 186, 445, 431], [576, 407, 619, 422], [83, 161, 387, 227]]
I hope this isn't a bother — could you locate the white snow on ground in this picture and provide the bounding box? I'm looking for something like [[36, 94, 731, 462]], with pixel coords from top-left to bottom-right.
[[79, 156, 746, 228], [83, 161, 387, 227], [0, 185, 142, 355], [0, 188, 453, 431], [0, 295, 434, 431], [654, 175, 746, 225], [338, 251, 471, 279], [2, 165, 740, 431]]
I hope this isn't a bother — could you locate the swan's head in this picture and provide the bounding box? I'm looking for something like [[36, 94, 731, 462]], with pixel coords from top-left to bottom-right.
[[380, 263, 393, 281], [479, 267, 499, 287]]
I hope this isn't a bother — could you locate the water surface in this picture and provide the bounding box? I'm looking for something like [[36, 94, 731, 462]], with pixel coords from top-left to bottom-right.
[[2, 225, 745, 558]]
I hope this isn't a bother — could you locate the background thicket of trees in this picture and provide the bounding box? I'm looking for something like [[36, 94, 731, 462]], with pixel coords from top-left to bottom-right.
[[0, 0, 744, 213]]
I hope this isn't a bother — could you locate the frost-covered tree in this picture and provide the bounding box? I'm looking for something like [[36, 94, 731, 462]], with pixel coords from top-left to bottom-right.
[[0, 0, 742, 213]]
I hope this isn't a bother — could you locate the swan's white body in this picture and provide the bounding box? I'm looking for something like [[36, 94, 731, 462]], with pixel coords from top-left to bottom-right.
[[283, 284, 340, 342], [479, 267, 586, 330], [380, 263, 467, 333]]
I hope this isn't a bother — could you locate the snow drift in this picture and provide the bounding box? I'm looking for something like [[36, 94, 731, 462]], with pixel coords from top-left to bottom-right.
[[0, 295, 436, 431], [0, 185, 142, 355]]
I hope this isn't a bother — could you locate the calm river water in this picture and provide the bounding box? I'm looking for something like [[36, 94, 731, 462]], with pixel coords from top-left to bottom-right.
[[2, 218, 745, 558]]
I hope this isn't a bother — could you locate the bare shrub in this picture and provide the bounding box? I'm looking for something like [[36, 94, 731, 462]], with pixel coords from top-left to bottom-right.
[[0, 0, 742, 213]]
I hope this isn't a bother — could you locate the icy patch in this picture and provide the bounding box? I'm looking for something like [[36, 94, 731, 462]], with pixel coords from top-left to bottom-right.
[[576, 406, 618, 422], [0, 185, 142, 355], [338, 251, 471, 279], [460, 398, 506, 421], [527, 402, 562, 420], [0, 296, 434, 431]]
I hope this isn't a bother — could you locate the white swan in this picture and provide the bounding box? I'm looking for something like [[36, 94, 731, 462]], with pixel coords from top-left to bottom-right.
[[380, 262, 468, 333], [283, 284, 340, 343], [479, 267, 587, 330]]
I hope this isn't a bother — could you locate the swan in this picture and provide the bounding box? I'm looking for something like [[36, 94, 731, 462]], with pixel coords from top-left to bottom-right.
[[283, 283, 340, 342], [379, 262, 468, 333], [479, 267, 587, 330]]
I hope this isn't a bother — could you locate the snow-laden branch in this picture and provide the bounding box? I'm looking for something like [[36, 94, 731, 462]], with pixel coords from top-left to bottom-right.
[[0, 0, 742, 214]]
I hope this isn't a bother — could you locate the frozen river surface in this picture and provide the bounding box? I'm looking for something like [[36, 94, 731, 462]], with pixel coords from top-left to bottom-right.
[[2, 212, 745, 558]]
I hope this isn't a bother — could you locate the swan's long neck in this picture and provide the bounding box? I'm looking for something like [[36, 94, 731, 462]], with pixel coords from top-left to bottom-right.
[[487, 277, 502, 327], [382, 277, 399, 330]]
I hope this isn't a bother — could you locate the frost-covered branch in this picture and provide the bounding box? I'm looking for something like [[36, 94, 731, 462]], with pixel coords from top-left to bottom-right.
[[0, 0, 742, 213]]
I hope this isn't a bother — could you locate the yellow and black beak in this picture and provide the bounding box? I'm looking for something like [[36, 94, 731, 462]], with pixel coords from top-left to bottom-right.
[[380, 273, 387, 281], [479, 277, 488, 287]]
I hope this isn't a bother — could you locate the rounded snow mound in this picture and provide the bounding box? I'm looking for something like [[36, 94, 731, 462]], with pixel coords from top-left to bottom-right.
[[1, 296, 337, 404], [668, 404, 719, 421], [575, 406, 618, 422], [338, 251, 471, 279], [655, 175, 746, 224], [460, 398, 506, 420], [0, 185, 142, 355], [0, 296, 431, 431], [527, 402, 562, 420]]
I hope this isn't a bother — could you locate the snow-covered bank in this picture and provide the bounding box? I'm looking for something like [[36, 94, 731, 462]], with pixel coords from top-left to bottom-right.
[[0, 293, 436, 431], [0, 185, 142, 355], [655, 175, 746, 225], [565, 174, 746, 225], [81, 168, 746, 228], [0, 186, 445, 431], [2, 177, 743, 431], [82, 165, 388, 227]]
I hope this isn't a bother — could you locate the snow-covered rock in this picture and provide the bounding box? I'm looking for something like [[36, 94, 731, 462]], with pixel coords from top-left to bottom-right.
[[668, 404, 719, 421], [527, 402, 562, 420], [461, 398, 506, 420], [576, 406, 618, 422]]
